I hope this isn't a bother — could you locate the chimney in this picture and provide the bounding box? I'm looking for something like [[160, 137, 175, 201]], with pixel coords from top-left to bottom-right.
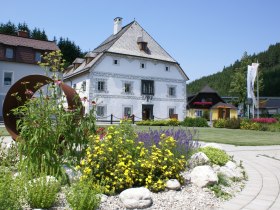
[[17, 30, 29, 38], [114, 17, 123, 35]]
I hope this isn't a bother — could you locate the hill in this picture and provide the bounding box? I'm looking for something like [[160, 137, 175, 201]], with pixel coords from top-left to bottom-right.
[[187, 43, 280, 97]]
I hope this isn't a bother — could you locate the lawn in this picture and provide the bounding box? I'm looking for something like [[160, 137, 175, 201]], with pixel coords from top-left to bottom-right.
[[1, 125, 280, 146], [134, 126, 280, 146]]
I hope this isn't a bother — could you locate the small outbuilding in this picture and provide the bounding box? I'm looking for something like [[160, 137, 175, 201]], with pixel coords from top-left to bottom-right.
[[187, 85, 237, 120]]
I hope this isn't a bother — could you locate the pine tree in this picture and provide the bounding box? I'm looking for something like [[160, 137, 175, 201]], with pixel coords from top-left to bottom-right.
[[0, 21, 17, 35]]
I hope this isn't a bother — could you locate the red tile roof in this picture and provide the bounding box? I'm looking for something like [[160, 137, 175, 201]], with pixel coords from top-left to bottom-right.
[[0, 33, 59, 51]]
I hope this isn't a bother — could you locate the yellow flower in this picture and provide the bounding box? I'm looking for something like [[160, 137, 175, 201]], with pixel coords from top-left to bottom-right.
[[81, 159, 85, 166], [107, 135, 112, 139]]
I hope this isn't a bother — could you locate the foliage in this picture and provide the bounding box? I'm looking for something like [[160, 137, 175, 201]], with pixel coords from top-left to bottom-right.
[[30, 27, 48, 40], [213, 118, 241, 129], [188, 43, 280, 97], [208, 184, 231, 200], [66, 180, 101, 210], [202, 110, 210, 120], [136, 127, 199, 157], [11, 51, 95, 178], [77, 121, 187, 193], [213, 119, 226, 128], [39, 50, 66, 73], [0, 169, 22, 210], [181, 117, 208, 127], [57, 37, 85, 67], [0, 142, 19, 169], [252, 118, 277, 124], [0, 21, 17, 35], [24, 174, 60, 209], [136, 119, 180, 126], [199, 147, 230, 166]]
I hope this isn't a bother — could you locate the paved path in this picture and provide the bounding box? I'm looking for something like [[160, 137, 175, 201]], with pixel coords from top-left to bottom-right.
[[219, 144, 280, 210]]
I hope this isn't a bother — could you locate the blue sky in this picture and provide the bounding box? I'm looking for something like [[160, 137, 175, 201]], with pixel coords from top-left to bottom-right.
[[1, 0, 280, 82]]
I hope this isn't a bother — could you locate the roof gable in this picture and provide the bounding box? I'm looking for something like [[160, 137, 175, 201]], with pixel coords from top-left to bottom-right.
[[106, 21, 176, 63]]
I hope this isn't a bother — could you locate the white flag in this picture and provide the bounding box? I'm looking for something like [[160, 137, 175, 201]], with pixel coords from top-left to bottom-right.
[[247, 63, 259, 107]]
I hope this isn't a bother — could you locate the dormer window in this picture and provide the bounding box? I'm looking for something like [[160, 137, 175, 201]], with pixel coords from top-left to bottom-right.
[[137, 37, 148, 52], [5, 48, 14, 59]]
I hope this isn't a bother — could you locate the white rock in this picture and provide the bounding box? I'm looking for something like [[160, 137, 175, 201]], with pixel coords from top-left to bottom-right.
[[219, 166, 243, 180], [212, 164, 221, 172], [201, 143, 223, 150], [225, 161, 237, 170], [97, 194, 108, 203], [190, 165, 218, 188], [166, 179, 181, 190], [188, 152, 209, 168], [119, 187, 153, 209]]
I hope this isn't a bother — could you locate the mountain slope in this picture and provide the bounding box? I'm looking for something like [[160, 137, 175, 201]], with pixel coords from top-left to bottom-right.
[[187, 43, 280, 97]]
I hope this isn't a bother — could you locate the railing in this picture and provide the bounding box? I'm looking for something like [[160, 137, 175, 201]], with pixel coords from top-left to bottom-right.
[[96, 114, 137, 124]]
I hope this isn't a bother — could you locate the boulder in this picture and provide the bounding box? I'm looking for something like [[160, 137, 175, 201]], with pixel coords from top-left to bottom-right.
[[212, 164, 221, 172], [166, 179, 181, 190], [119, 187, 153, 209], [188, 152, 209, 168], [97, 194, 108, 203], [219, 166, 243, 180], [190, 165, 218, 188], [201, 143, 223, 150], [225, 161, 237, 170], [63, 165, 81, 182]]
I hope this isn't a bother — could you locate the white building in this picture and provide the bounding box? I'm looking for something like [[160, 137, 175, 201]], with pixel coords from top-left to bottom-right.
[[63, 18, 189, 121], [0, 32, 59, 121]]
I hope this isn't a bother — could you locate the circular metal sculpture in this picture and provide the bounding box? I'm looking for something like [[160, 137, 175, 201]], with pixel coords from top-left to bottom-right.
[[3, 74, 82, 140]]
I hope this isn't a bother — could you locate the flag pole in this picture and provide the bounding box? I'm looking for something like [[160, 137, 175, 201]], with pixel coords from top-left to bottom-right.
[[257, 61, 259, 118]]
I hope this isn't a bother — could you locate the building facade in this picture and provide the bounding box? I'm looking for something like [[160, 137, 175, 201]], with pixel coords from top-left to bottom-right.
[[187, 85, 237, 120], [64, 18, 188, 121], [0, 32, 59, 120]]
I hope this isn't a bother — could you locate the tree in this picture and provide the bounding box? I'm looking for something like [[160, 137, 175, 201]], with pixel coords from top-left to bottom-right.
[[57, 37, 84, 67], [30, 27, 48, 40], [0, 21, 17, 35], [229, 52, 263, 116]]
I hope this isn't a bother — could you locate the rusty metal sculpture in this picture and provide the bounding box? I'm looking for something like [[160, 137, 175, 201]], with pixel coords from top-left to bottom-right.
[[3, 75, 82, 140]]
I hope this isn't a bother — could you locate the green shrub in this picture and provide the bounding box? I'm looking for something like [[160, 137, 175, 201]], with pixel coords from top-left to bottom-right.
[[199, 147, 229, 166], [136, 119, 180, 126], [181, 117, 208, 127], [77, 120, 186, 193], [66, 180, 101, 210], [213, 119, 226, 128], [24, 174, 60, 209], [0, 169, 22, 210], [225, 118, 241, 129]]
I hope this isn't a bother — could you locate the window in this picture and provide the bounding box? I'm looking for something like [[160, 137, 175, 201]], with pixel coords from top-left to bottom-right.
[[35, 52, 41, 62], [195, 110, 203, 117], [4, 72, 13, 86], [98, 81, 105, 91], [113, 59, 119, 65], [124, 83, 131, 93], [140, 62, 146, 69], [82, 81, 86, 91], [96, 106, 106, 117], [165, 66, 170, 71], [168, 87, 176, 97], [124, 107, 132, 117], [141, 80, 154, 95], [72, 83, 76, 89], [5, 48, 14, 59], [169, 108, 175, 117]]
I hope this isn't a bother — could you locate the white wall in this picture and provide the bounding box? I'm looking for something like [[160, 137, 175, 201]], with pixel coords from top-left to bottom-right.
[[0, 61, 47, 118], [87, 54, 187, 121]]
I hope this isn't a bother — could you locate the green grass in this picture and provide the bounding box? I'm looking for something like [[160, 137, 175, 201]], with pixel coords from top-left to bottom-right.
[[2, 124, 280, 146], [0, 127, 9, 136], [133, 126, 280, 146]]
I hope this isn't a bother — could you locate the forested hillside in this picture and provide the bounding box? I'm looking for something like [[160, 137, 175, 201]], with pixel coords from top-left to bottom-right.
[[187, 43, 280, 97]]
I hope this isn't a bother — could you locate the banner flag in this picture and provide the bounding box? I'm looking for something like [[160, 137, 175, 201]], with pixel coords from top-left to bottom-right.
[[247, 63, 259, 107]]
